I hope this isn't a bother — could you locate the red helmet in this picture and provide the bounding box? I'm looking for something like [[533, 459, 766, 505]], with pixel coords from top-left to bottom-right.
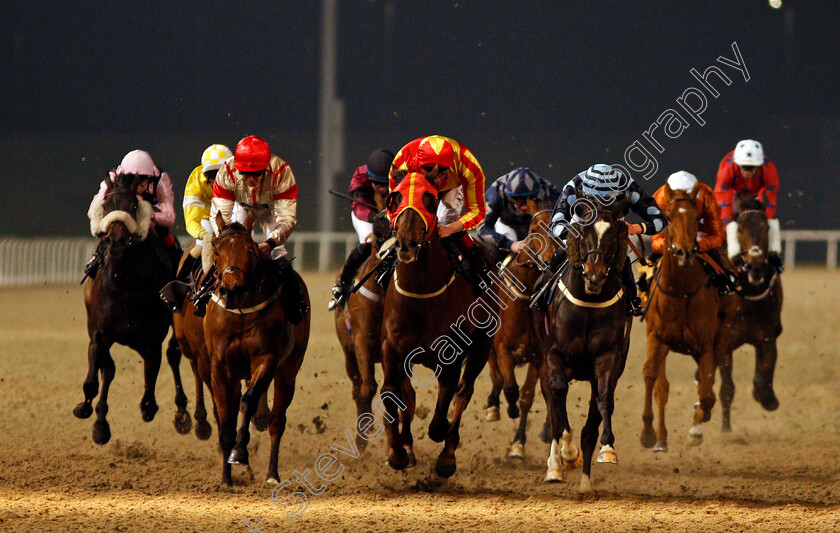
[[415, 135, 455, 168], [234, 135, 271, 172]]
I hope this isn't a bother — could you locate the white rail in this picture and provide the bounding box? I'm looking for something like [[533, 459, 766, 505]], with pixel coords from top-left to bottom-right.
[[0, 231, 837, 287]]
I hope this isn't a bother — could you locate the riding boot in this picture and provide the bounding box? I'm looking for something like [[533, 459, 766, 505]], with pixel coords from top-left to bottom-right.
[[767, 251, 784, 274], [81, 239, 106, 282], [452, 232, 492, 295], [159, 254, 201, 313], [329, 242, 373, 311], [275, 257, 308, 325], [622, 258, 644, 316], [532, 248, 567, 312], [192, 264, 217, 318], [636, 251, 661, 294], [177, 253, 200, 283]]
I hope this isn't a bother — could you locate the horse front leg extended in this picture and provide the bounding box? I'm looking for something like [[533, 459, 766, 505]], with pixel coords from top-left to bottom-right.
[[74, 332, 108, 420], [139, 345, 162, 422], [594, 351, 621, 465], [399, 374, 417, 467], [435, 340, 488, 479], [380, 339, 409, 470], [230, 360, 275, 466], [252, 390, 271, 432], [189, 357, 212, 440], [267, 362, 298, 484], [211, 360, 240, 487], [354, 327, 379, 450], [543, 348, 571, 483], [691, 347, 717, 445], [166, 335, 192, 435], [497, 344, 521, 419], [718, 347, 735, 432], [579, 381, 603, 492], [753, 339, 780, 411], [510, 362, 539, 458], [641, 334, 669, 450], [484, 346, 503, 421], [91, 350, 116, 445]]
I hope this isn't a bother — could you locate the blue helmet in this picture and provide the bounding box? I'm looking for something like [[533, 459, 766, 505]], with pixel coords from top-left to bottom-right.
[[503, 167, 541, 199]]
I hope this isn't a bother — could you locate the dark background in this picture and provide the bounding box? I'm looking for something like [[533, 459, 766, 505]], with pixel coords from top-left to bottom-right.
[[2, 1, 838, 256]]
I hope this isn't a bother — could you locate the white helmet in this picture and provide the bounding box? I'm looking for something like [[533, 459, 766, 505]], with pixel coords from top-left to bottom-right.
[[118, 149, 159, 177], [201, 144, 233, 173], [666, 170, 698, 193], [733, 139, 764, 167]]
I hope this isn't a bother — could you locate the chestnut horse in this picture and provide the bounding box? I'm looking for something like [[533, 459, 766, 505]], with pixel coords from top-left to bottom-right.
[[640, 183, 734, 451], [205, 212, 311, 486], [380, 172, 495, 477], [76, 172, 190, 444], [539, 201, 632, 491], [719, 197, 783, 430], [485, 200, 555, 459]]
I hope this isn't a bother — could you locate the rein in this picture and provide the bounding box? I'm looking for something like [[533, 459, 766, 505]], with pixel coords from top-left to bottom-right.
[[393, 267, 458, 299], [212, 228, 277, 314], [738, 270, 779, 301]]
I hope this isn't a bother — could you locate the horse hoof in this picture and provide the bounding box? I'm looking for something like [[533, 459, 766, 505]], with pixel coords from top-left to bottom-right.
[[227, 448, 249, 465], [387, 448, 409, 471], [506, 404, 520, 419], [508, 441, 525, 459], [435, 459, 456, 479], [562, 448, 583, 469], [266, 476, 281, 486], [252, 413, 270, 432], [195, 420, 213, 440], [544, 469, 564, 483], [404, 445, 417, 468], [755, 391, 780, 411], [722, 422, 732, 433], [640, 427, 656, 448], [73, 402, 93, 419], [92, 421, 111, 445], [485, 406, 500, 422], [597, 445, 617, 464], [428, 419, 449, 443], [174, 411, 192, 435], [688, 425, 703, 446], [653, 441, 668, 453], [140, 402, 158, 422], [579, 474, 592, 493]]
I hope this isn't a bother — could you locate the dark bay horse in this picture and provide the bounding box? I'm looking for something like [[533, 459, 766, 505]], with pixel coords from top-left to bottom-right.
[[76, 173, 189, 444], [539, 201, 632, 491], [719, 197, 783, 430], [380, 172, 495, 478], [485, 200, 554, 459], [205, 213, 310, 486], [641, 183, 734, 452]]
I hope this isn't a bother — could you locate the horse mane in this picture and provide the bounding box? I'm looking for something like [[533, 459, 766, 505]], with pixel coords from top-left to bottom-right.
[[217, 221, 252, 239], [566, 215, 629, 273], [739, 196, 765, 213]]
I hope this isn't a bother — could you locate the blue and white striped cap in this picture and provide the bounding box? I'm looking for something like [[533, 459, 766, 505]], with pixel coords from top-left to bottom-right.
[[504, 167, 540, 198], [580, 164, 625, 198]]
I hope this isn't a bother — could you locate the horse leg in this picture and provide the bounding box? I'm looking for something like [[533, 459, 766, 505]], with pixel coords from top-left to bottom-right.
[[752, 339, 780, 411], [509, 362, 539, 458], [380, 339, 408, 470], [74, 332, 108, 420], [252, 390, 271, 432], [543, 348, 571, 483], [230, 361, 275, 466], [594, 352, 620, 465], [435, 340, 488, 479], [498, 346, 520, 419], [579, 381, 602, 492], [641, 335, 668, 450], [399, 374, 417, 467], [654, 358, 670, 452], [343, 338, 364, 418], [211, 361, 239, 487], [356, 340, 378, 451], [190, 358, 212, 440], [166, 335, 192, 435], [484, 346, 502, 422], [266, 365, 298, 484], [91, 350, 116, 445], [691, 348, 717, 445], [139, 345, 161, 422], [718, 347, 735, 432]]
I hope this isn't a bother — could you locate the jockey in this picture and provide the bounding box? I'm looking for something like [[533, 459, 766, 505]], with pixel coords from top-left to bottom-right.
[[84, 149, 179, 280], [644, 171, 738, 295], [327, 149, 394, 311], [193, 135, 308, 323], [714, 139, 783, 272], [476, 167, 560, 260], [533, 164, 668, 316], [390, 135, 491, 289]]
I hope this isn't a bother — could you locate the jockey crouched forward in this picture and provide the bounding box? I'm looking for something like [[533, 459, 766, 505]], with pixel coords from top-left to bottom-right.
[[533, 164, 668, 316], [390, 135, 492, 292], [476, 167, 560, 261], [190, 135, 308, 323], [640, 171, 739, 296], [84, 149, 180, 280]]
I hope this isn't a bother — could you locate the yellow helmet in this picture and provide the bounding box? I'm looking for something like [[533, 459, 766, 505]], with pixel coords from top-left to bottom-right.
[[201, 144, 233, 173]]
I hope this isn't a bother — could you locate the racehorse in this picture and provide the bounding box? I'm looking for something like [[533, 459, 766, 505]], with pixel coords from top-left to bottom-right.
[[485, 200, 554, 459], [76, 172, 190, 444], [539, 200, 632, 491], [204, 212, 310, 486], [719, 197, 783, 430], [640, 183, 733, 452], [380, 171, 495, 478]]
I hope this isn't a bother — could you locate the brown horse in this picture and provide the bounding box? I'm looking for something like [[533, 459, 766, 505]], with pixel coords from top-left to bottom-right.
[[719, 197, 783, 430], [380, 172, 495, 477], [484, 200, 555, 459], [76, 172, 190, 444], [204, 212, 310, 486], [640, 183, 734, 452], [538, 202, 632, 491]]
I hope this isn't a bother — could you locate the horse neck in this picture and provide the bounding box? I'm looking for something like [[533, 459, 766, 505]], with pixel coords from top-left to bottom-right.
[[659, 248, 707, 295], [395, 240, 453, 291], [101, 242, 162, 292]]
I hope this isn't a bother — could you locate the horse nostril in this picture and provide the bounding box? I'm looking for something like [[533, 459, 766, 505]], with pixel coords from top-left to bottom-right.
[[676, 249, 685, 258]]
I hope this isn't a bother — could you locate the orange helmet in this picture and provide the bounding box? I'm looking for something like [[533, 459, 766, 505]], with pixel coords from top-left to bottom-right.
[[415, 135, 455, 169], [234, 135, 271, 172]]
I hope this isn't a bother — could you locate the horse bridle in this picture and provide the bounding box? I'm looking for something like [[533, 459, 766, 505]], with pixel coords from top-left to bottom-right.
[[214, 229, 266, 296], [103, 189, 141, 245], [664, 197, 700, 257]]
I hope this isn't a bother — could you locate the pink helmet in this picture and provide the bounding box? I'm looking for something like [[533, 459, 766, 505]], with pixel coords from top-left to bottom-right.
[[118, 149, 159, 177]]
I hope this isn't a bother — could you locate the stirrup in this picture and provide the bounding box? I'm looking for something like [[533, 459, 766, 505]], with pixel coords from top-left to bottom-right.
[[627, 296, 644, 317], [328, 282, 349, 311]]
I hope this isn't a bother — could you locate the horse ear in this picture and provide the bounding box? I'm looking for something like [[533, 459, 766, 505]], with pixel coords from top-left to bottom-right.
[[689, 181, 701, 200], [663, 182, 674, 198], [386, 191, 403, 214], [215, 211, 227, 232], [421, 191, 437, 213], [243, 210, 256, 234]]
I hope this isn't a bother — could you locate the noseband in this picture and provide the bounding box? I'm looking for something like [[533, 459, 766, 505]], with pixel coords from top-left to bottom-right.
[[664, 197, 700, 256]]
